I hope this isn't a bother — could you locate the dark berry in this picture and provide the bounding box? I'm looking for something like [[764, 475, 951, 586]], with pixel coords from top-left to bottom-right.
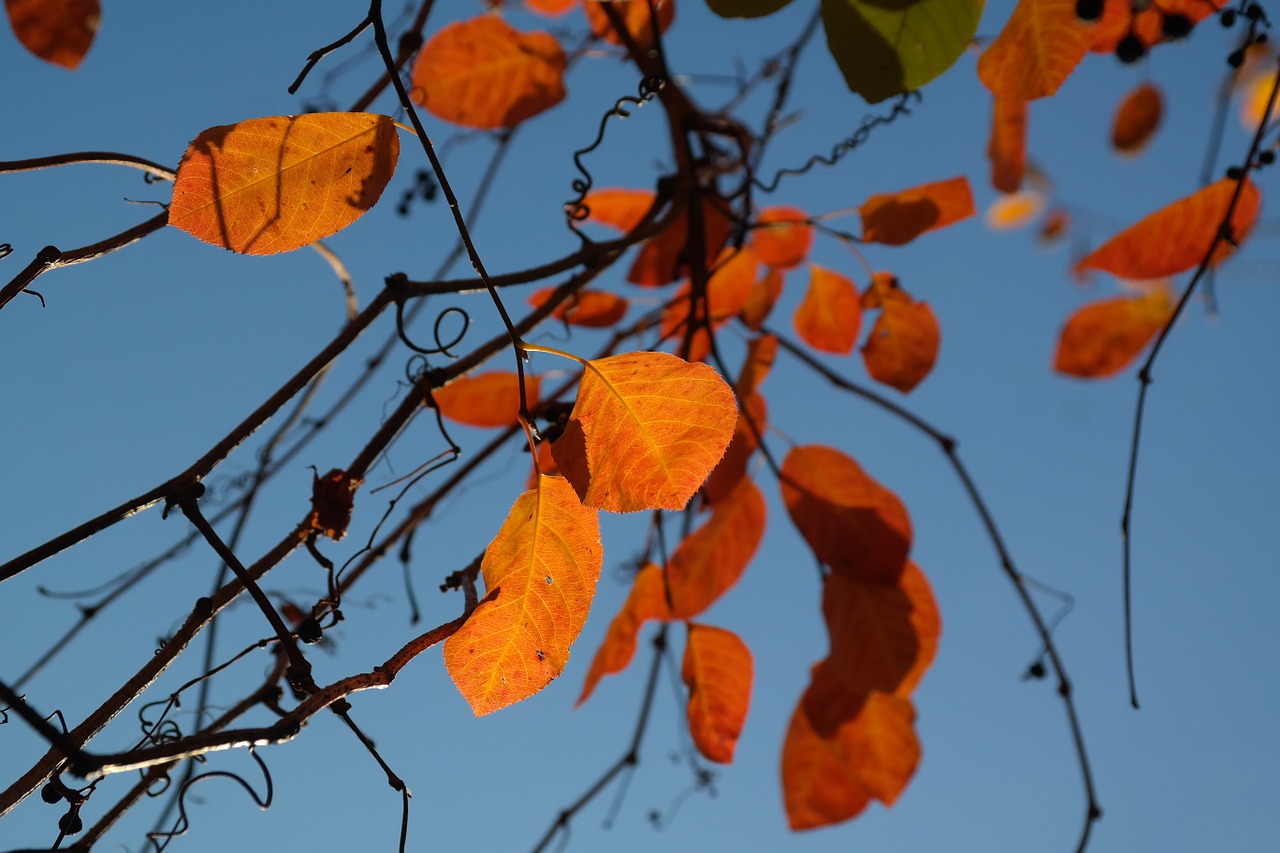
[[1260, 150, 1276, 165], [40, 783, 62, 805], [1221, 8, 1237, 26], [58, 812, 83, 836], [1162, 13, 1193, 39], [1226, 166, 1245, 179], [1076, 0, 1104, 21], [1116, 34, 1147, 64], [1027, 661, 1048, 680], [298, 618, 324, 645], [1228, 48, 1246, 67], [1246, 3, 1263, 21]]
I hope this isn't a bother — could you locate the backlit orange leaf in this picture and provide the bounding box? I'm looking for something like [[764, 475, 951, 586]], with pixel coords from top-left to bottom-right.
[[985, 190, 1046, 231], [5, 0, 98, 69], [989, 98, 1027, 193], [1054, 285, 1174, 378], [445, 475, 602, 715], [552, 352, 738, 512], [1112, 82, 1163, 155], [1089, 0, 1215, 53], [782, 665, 920, 829], [526, 0, 576, 16], [660, 247, 758, 340], [580, 188, 655, 233], [628, 197, 733, 286], [683, 623, 753, 763], [735, 333, 778, 398], [860, 177, 975, 246], [529, 287, 629, 328], [824, 561, 939, 697], [666, 477, 766, 618], [169, 113, 399, 255], [703, 393, 766, 505], [752, 206, 813, 269], [977, 0, 1091, 102], [307, 468, 363, 541], [434, 371, 540, 428], [411, 16, 566, 130], [1239, 67, 1280, 131], [740, 267, 784, 331], [780, 445, 911, 584], [577, 563, 671, 704], [1076, 178, 1261, 279], [585, 0, 675, 46], [860, 274, 940, 394], [794, 265, 861, 355]]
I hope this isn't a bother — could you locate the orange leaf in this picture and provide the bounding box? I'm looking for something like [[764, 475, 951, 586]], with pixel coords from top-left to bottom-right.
[[526, 0, 576, 16], [860, 177, 975, 246], [735, 333, 778, 398], [585, 0, 675, 46], [703, 393, 767, 505], [977, 0, 1091, 102], [660, 247, 758, 340], [5, 0, 98, 69], [552, 352, 738, 512], [580, 188, 655, 233], [169, 113, 399, 255], [782, 665, 920, 829], [740, 266, 784, 331], [1076, 178, 1262, 279], [794, 265, 861, 355], [411, 16, 566, 130], [434, 371, 540, 428], [860, 276, 941, 394], [780, 445, 911, 584], [683, 624, 753, 764], [577, 563, 671, 704], [1112, 82, 1163, 155], [824, 561, 939, 697], [667, 477, 766, 618], [307, 468, 363, 542], [988, 98, 1028, 193], [628, 197, 733, 286], [444, 475, 602, 715], [1089, 0, 1215, 53], [529, 287, 629, 328], [752, 206, 813, 269], [1054, 285, 1174, 378], [984, 190, 1046, 231]]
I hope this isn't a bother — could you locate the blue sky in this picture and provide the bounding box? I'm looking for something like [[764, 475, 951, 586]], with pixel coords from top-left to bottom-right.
[[2, 1, 1278, 851]]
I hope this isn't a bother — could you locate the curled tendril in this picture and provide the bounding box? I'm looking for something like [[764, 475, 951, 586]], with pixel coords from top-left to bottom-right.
[[563, 75, 666, 237], [146, 748, 273, 852], [752, 92, 921, 194], [394, 301, 470, 358]]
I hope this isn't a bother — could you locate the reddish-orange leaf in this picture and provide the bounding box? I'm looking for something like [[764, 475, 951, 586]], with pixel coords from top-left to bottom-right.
[[552, 352, 738, 512], [740, 267, 784, 331], [860, 276, 941, 394], [985, 190, 1046, 231], [703, 393, 767, 506], [5, 0, 98, 69], [824, 561, 939, 698], [989, 98, 1028, 193], [1089, 0, 1215, 53], [794, 265, 861, 355], [580, 188, 655, 233], [411, 16, 566, 130], [1076, 178, 1262, 279], [660, 247, 758, 339], [782, 665, 920, 829], [780, 445, 911, 584], [859, 270, 912, 310], [444, 475, 602, 715], [529, 287, 629, 328], [860, 177, 975, 246], [307, 468, 363, 541], [169, 113, 399, 255], [434, 371, 540, 428], [628, 197, 733, 286], [585, 0, 675, 46], [1054, 285, 1175, 379], [735, 333, 778, 398], [977, 0, 1091, 102], [1112, 82, 1163, 155], [683, 623, 753, 764], [525, 0, 576, 16], [577, 563, 671, 704], [752, 206, 813, 269], [666, 477, 766, 618]]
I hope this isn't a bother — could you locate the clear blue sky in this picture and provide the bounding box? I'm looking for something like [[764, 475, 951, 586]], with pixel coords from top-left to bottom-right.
[[2, 1, 1278, 851]]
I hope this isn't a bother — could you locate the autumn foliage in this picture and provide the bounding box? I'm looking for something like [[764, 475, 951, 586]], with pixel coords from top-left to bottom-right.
[[1, 0, 1273, 850]]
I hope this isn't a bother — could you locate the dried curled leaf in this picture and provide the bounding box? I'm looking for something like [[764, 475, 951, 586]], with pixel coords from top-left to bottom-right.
[[444, 475, 602, 715], [552, 352, 738, 512], [5, 0, 98, 69], [307, 468, 363, 541], [411, 15, 566, 130], [683, 624, 753, 763], [169, 113, 399, 255]]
